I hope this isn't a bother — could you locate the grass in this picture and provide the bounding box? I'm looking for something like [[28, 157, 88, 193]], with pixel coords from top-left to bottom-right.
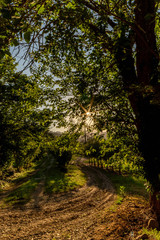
[[0, 155, 148, 209], [2, 168, 46, 207], [45, 164, 87, 193], [77, 157, 148, 198], [141, 228, 160, 240], [0, 165, 37, 191], [3, 178, 39, 206], [106, 172, 148, 199], [105, 171, 148, 213], [0, 156, 87, 207]]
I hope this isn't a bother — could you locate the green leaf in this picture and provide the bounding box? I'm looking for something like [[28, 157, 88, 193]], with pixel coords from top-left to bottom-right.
[[12, 39, 19, 46], [0, 50, 5, 59], [38, 5, 45, 14], [24, 31, 31, 43], [0, 0, 6, 7], [66, 2, 76, 9]]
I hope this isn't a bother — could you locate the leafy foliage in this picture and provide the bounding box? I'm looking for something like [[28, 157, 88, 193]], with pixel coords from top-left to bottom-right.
[[84, 134, 144, 175], [0, 0, 160, 214], [49, 133, 81, 171], [0, 56, 54, 171]]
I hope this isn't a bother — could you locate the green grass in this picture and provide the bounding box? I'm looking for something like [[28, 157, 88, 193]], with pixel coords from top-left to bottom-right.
[[0, 156, 87, 207], [106, 172, 148, 199], [11, 169, 38, 186], [0, 159, 48, 207], [141, 228, 160, 240], [3, 178, 39, 206], [45, 164, 87, 193], [0, 165, 37, 191]]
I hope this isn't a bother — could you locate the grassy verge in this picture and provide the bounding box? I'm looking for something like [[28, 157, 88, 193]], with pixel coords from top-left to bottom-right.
[[106, 172, 148, 199], [45, 164, 87, 193], [104, 171, 149, 213], [3, 178, 39, 206], [141, 228, 160, 240], [1, 164, 45, 207], [0, 164, 37, 191]]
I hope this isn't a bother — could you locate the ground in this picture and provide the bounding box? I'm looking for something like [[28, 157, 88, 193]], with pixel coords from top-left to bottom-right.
[[0, 158, 155, 240]]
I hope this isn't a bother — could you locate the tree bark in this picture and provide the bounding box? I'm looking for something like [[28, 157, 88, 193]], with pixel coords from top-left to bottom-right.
[[134, 0, 160, 218], [150, 191, 160, 222], [115, 0, 160, 218]]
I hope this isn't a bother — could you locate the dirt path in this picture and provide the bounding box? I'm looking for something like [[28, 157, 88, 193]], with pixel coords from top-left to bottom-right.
[[0, 160, 116, 240]]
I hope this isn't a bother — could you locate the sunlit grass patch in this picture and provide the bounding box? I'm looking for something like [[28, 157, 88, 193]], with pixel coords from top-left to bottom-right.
[[11, 167, 37, 183], [106, 172, 148, 199], [141, 228, 160, 240], [3, 178, 39, 206], [0, 161, 47, 207], [45, 164, 87, 193], [0, 162, 40, 192], [0, 156, 87, 207]]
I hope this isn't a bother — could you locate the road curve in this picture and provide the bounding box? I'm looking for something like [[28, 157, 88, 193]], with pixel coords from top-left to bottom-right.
[[0, 162, 116, 240]]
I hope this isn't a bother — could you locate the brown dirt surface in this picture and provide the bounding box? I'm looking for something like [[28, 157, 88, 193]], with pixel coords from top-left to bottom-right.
[[0, 160, 154, 240]]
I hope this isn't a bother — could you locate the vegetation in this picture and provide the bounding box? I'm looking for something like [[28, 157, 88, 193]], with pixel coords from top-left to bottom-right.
[[141, 228, 160, 240], [83, 135, 143, 174], [50, 133, 80, 172], [0, 0, 160, 219], [107, 172, 148, 199], [0, 55, 55, 172], [0, 156, 87, 207], [45, 164, 86, 193]]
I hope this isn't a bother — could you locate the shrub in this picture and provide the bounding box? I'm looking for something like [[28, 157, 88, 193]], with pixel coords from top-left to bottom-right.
[[55, 149, 72, 172], [84, 138, 101, 158]]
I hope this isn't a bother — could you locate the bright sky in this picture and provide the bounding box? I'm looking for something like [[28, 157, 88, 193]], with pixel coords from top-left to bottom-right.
[[11, 46, 31, 75]]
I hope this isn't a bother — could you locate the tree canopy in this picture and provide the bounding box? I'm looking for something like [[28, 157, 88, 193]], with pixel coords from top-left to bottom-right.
[[0, 54, 56, 170]]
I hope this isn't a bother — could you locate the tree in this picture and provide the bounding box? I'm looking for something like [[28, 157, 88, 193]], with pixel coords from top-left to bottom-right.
[[45, 0, 160, 217], [1, 0, 160, 217], [0, 55, 55, 171]]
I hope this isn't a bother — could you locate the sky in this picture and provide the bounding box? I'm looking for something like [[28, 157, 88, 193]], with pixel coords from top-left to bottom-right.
[[11, 46, 32, 75]]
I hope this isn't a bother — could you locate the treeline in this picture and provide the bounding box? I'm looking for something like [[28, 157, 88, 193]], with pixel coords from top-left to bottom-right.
[[48, 131, 144, 176], [0, 56, 54, 174], [0, 55, 80, 175]]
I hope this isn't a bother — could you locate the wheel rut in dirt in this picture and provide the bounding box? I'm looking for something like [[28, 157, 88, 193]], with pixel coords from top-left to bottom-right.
[[0, 161, 116, 240]]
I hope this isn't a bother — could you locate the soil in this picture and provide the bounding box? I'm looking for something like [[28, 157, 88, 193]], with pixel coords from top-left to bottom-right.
[[0, 159, 155, 240]]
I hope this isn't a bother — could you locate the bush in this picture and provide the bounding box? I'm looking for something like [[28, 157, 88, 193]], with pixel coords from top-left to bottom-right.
[[55, 149, 72, 172], [84, 138, 101, 158], [48, 133, 80, 172], [83, 135, 144, 175]]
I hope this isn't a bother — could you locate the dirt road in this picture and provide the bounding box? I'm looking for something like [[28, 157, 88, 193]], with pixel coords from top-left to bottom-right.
[[0, 163, 116, 240]]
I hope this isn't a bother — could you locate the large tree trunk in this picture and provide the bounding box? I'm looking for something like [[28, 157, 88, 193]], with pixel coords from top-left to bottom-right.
[[115, 0, 160, 218], [150, 191, 160, 219], [136, 99, 160, 218], [135, 0, 160, 217]]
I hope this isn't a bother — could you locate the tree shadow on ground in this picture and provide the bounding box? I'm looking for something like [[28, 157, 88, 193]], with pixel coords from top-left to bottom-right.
[[80, 163, 148, 199], [80, 164, 115, 193]]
